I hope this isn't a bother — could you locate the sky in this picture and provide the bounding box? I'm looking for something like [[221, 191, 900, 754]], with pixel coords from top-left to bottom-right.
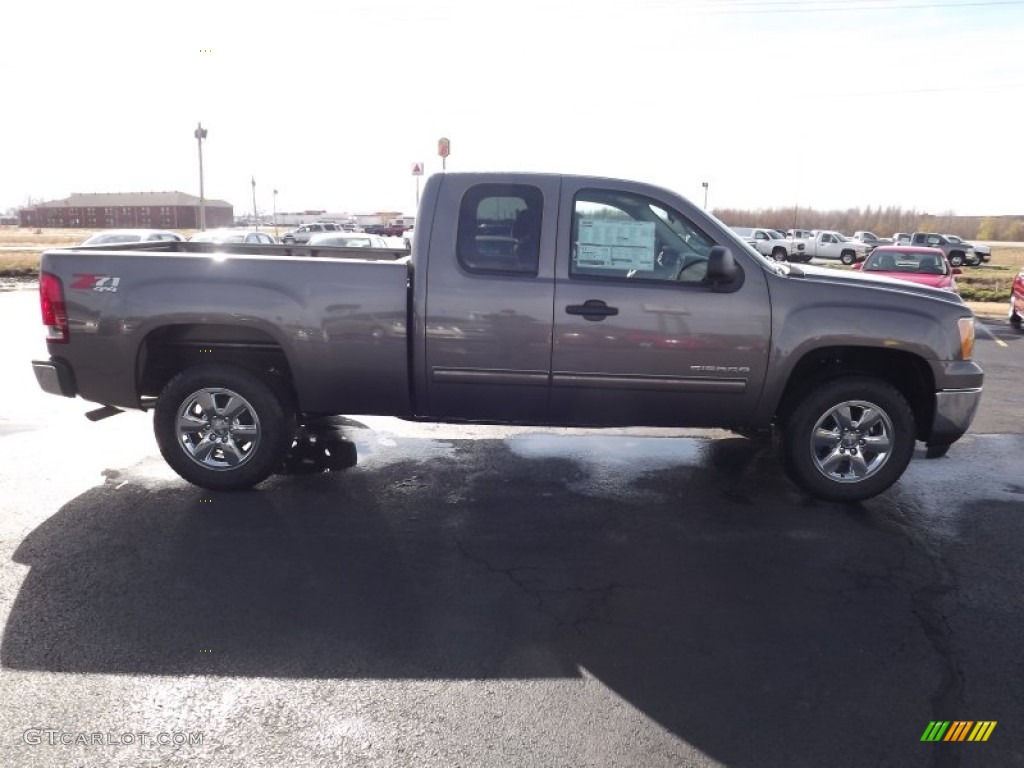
[[2, 0, 1023, 218]]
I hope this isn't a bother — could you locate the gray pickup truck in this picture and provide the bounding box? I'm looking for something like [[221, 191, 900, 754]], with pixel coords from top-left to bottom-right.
[[32, 172, 983, 502], [910, 232, 974, 267]]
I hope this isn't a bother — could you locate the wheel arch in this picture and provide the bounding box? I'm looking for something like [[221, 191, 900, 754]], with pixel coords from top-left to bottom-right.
[[137, 323, 298, 409], [772, 345, 936, 442]]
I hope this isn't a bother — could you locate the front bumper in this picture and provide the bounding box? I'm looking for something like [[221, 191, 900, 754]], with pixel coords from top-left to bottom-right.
[[928, 387, 982, 447], [32, 359, 77, 398]]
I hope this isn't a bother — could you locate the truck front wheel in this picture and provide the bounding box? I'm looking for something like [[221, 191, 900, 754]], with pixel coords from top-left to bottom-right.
[[780, 376, 916, 502], [949, 252, 965, 267], [771, 247, 787, 261], [154, 364, 295, 490], [840, 251, 856, 265]]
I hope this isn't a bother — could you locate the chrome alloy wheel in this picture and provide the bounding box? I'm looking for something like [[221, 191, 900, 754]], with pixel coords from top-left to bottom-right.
[[810, 400, 894, 483], [176, 387, 261, 471]]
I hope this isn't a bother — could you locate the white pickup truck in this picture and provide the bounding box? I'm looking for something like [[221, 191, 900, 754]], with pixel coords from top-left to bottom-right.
[[850, 231, 891, 250], [799, 231, 872, 265], [730, 227, 806, 262]]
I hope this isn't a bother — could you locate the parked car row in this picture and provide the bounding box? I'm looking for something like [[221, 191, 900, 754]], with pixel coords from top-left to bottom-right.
[[730, 226, 992, 268], [731, 228, 871, 265], [79, 229, 185, 245], [77, 227, 405, 251]]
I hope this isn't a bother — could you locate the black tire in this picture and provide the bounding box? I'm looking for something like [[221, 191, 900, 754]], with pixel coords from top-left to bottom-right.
[[966, 254, 981, 267], [154, 363, 295, 490], [780, 376, 916, 502], [840, 251, 856, 266], [949, 252, 965, 267], [1011, 312, 1022, 330], [771, 247, 788, 262]]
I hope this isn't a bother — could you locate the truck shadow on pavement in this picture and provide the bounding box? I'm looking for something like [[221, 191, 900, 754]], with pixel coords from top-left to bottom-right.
[[2, 435, 1013, 767]]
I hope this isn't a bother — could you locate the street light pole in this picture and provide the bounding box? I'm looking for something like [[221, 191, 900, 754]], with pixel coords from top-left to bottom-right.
[[273, 189, 278, 238], [251, 176, 257, 230], [702, 181, 709, 210], [194, 123, 208, 230]]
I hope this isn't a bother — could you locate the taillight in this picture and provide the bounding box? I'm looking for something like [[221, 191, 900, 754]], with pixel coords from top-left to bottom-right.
[[40, 272, 69, 343]]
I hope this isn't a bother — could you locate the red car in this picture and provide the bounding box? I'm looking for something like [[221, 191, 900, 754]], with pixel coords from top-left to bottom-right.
[[1011, 266, 1024, 329], [851, 245, 960, 294]]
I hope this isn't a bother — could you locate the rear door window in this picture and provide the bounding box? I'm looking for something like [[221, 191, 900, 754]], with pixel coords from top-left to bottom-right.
[[456, 184, 543, 275]]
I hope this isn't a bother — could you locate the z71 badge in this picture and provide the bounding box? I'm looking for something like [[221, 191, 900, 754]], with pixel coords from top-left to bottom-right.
[[71, 274, 121, 293]]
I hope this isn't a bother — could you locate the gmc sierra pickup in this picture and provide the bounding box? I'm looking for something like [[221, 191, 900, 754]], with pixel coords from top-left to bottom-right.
[[32, 172, 983, 502]]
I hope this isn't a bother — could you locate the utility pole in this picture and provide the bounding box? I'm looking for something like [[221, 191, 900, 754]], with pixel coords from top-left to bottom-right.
[[251, 176, 257, 230], [273, 189, 278, 238], [194, 123, 208, 230]]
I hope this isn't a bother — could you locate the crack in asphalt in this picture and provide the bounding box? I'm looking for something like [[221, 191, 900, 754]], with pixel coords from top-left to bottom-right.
[[453, 539, 648, 637]]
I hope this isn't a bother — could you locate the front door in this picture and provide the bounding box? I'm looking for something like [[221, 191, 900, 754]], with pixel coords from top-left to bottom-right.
[[549, 182, 771, 428]]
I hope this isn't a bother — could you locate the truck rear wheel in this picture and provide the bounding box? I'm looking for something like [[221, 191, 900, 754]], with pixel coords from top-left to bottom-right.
[[154, 363, 295, 490], [780, 376, 915, 502]]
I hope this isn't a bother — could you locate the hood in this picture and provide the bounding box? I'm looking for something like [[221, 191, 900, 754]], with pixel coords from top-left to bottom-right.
[[863, 271, 954, 290], [782, 263, 965, 306]]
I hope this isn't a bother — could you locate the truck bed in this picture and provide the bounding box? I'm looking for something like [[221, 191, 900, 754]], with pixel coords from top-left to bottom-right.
[[40, 245, 414, 416]]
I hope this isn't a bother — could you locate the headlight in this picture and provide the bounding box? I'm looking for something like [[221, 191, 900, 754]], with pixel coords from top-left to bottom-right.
[[957, 317, 975, 360]]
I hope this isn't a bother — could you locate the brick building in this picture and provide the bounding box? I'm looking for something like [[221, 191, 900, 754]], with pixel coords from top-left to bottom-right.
[[19, 191, 233, 229]]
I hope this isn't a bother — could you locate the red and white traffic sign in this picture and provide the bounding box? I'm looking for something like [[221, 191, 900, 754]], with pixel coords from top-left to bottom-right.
[[437, 137, 450, 158], [411, 162, 424, 176]]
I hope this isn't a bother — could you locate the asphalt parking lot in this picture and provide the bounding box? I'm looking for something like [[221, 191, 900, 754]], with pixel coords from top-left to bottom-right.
[[0, 288, 1021, 768]]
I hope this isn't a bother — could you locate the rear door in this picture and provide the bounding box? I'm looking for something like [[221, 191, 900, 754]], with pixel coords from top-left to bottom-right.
[[423, 175, 560, 423], [549, 180, 771, 428]]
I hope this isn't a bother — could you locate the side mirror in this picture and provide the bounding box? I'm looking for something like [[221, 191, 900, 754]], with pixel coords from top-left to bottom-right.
[[707, 245, 737, 282]]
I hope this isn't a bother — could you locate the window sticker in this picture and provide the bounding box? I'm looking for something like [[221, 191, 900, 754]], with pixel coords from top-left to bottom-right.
[[576, 219, 656, 271]]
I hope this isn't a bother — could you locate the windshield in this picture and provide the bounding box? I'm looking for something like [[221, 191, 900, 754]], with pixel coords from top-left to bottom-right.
[[864, 249, 949, 276]]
